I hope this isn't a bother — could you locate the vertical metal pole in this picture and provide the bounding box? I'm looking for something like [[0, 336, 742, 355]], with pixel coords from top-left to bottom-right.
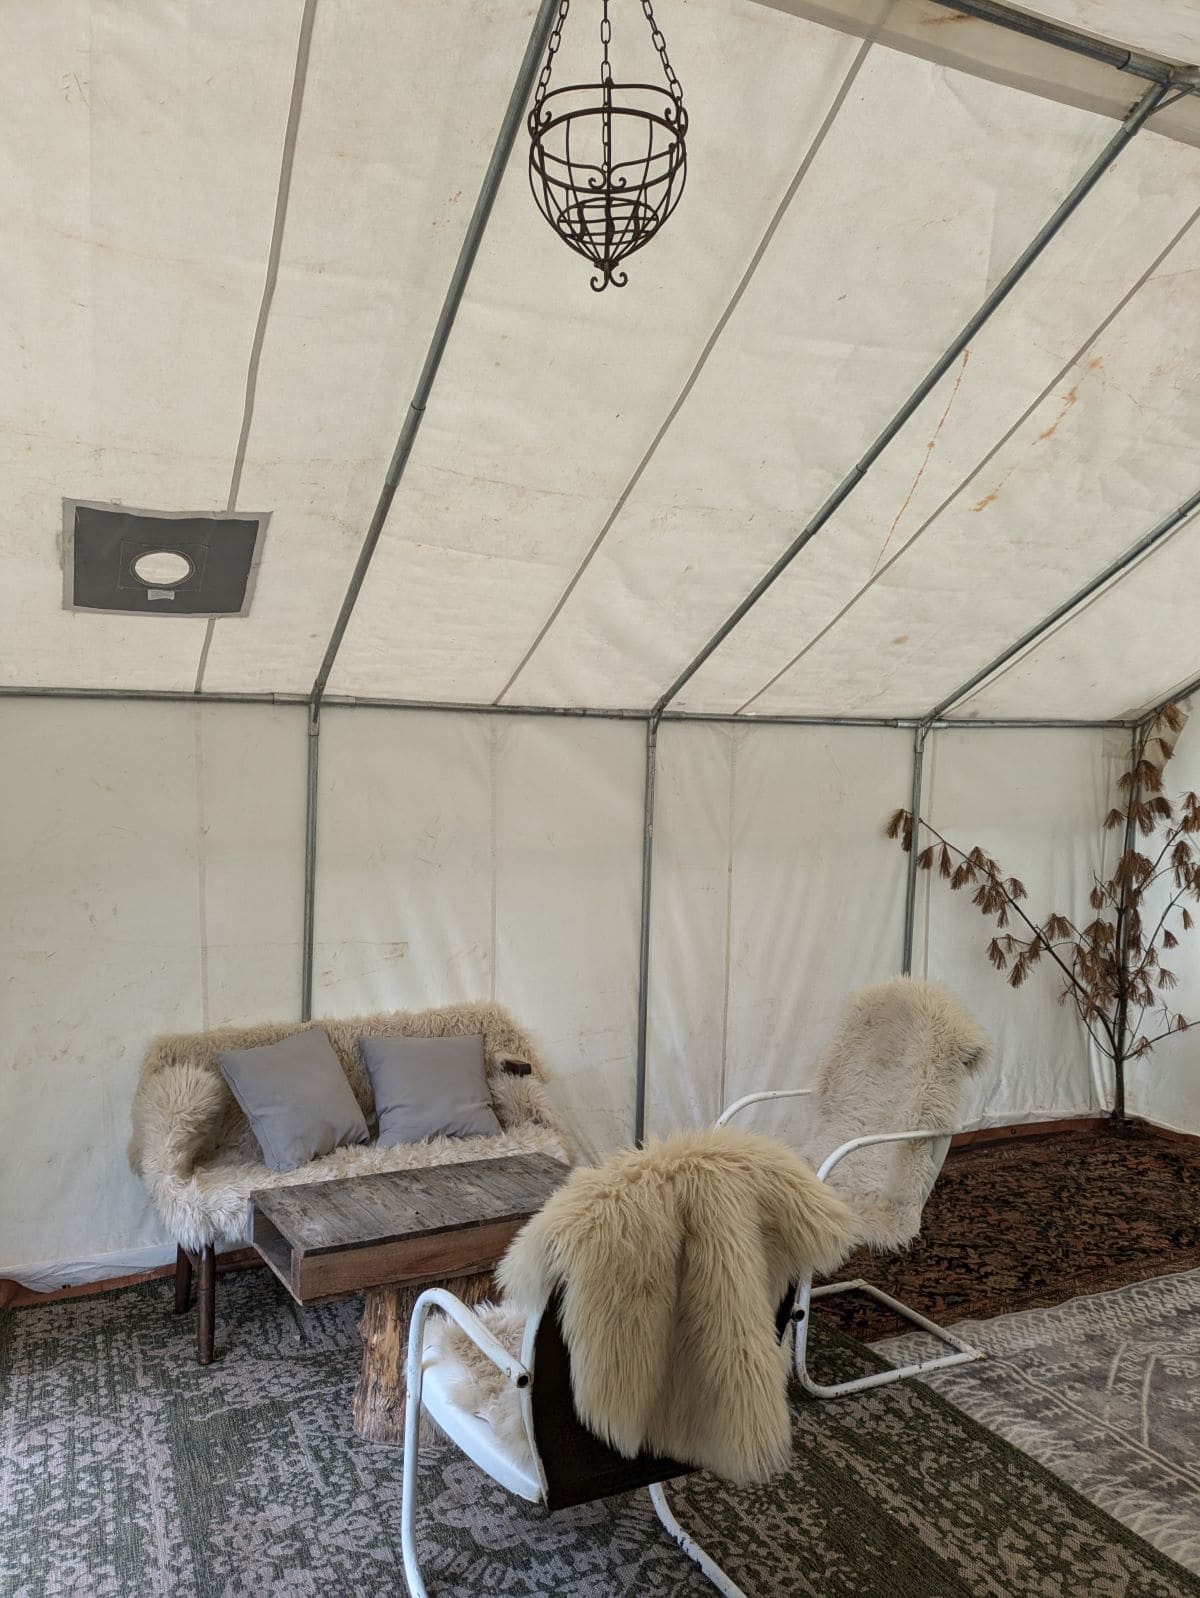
[[634, 713, 660, 1145], [1112, 721, 1145, 1123], [301, 699, 320, 1021], [901, 723, 930, 975]]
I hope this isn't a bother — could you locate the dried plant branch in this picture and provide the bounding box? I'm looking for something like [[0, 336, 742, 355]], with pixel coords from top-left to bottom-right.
[[886, 704, 1192, 1124]]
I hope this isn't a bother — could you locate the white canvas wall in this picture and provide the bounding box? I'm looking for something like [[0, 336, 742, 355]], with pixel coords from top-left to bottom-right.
[[914, 725, 1126, 1126], [0, 699, 306, 1286], [647, 722, 1123, 1145], [646, 723, 913, 1141], [0, 706, 1183, 1290], [0, 701, 645, 1287], [313, 709, 645, 1161]]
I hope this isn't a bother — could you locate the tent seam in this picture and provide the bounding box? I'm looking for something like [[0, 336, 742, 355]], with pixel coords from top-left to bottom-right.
[[194, 0, 319, 695]]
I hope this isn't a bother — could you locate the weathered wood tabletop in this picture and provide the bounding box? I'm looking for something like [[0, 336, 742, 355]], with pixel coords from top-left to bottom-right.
[[248, 1152, 567, 1443]]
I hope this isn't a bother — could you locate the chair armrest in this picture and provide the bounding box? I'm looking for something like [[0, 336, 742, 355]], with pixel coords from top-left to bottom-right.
[[494, 1052, 533, 1078], [408, 1287, 530, 1387], [715, 1088, 814, 1128], [815, 1128, 952, 1183]]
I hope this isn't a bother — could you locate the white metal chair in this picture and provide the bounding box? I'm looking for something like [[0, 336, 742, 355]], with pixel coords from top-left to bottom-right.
[[400, 1281, 798, 1598], [717, 977, 990, 1398]]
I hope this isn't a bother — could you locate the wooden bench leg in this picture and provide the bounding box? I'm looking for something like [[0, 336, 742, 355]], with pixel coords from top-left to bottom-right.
[[196, 1244, 216, 1366], [173, 1246, 193, 1314], [353, 1272, 493, 1444]]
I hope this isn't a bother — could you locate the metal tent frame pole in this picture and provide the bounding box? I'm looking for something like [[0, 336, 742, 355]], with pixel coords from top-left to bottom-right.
[[647, 79, 1171, 721], [901, 724, 929, 974], [0, 685, 1136, 727], [926, 486, 1200, 722], [625, 77, 1171, 1140], [301, 702, 320, 1021], [926, 0, 1200, 90], [296, 0, 564, 1020], [634, 715, 661, 1145], [1145, 670, 1200, 719], [307, 0, 564, 708], [2, 11, 1185, 1143]]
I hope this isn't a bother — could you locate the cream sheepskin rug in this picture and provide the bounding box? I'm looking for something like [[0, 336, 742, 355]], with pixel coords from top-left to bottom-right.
[[129, 1001, 568, 1251], [800, 976, 990, 1249], [431, 1126, 858, 1485]]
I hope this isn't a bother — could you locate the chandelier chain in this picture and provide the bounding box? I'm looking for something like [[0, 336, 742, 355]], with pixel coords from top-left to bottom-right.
[[640, 0, 683, 103], [600, 0, 613, 83], [534, 0, 572, 112]]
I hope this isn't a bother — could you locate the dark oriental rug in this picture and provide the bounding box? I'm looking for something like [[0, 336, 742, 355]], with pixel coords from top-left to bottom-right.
[[820, 1121, 1200, 1342]]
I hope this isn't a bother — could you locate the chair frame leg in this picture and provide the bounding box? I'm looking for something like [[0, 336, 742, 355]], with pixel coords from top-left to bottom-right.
[[649, 1481, 750, 1598], [173, 1245, 193, 1315], [794, 1274, 984, 1397], [400, 1295, 431, 1598], [196, 1244, 216, 1366]]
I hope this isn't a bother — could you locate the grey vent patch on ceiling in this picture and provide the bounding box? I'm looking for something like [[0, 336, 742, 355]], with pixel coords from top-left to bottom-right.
[[63, 499, 269, 616]]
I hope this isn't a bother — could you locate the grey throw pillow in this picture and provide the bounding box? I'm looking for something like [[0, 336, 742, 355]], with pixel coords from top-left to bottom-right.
[[360, 1033, 502, 1145], [216, 1029, 370, 1172]]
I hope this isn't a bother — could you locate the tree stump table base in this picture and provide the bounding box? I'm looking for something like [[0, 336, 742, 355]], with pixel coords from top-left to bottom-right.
[[353, 1271, 495, 1444]]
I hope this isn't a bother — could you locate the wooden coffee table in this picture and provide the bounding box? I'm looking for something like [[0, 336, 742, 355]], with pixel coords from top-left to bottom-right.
[[248, 1152, 567, 1442]]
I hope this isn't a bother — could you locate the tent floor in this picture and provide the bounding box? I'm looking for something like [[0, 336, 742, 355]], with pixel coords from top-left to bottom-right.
[[821, 1119, 1200, 1341], [4, 1270, 1198, 1598]]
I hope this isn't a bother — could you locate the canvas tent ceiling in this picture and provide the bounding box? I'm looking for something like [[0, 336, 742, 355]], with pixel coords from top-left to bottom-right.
[[2, 0, 1198, 722]]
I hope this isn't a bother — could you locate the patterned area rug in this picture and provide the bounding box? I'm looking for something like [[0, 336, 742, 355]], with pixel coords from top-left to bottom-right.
[[3, 1272, 1199, 1597], [822, 1122, 1200, 1341], [874, 1268, 1200, 1577]]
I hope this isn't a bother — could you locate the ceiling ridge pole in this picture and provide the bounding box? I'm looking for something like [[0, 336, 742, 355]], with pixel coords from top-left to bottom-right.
[[926, 484, 1200, 723], [308, 0, 564, 708], [924, 0, 1200, 90], [648, 78, 1171, 722]]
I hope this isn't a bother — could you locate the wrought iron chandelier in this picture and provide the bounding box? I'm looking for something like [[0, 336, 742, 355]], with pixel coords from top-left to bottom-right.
[[528, 0, 688, 291]]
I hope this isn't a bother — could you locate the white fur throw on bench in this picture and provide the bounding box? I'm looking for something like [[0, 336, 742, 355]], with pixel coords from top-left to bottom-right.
[[129, 1001, 569, 1253]]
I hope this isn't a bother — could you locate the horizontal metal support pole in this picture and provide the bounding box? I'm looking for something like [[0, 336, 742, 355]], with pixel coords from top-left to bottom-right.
[[929, 717, 1138, 730], [0, 687, 1137, 728], [660, 710, 912, 728], [319, 695, 650, 720], [0, 687, 310, 706]]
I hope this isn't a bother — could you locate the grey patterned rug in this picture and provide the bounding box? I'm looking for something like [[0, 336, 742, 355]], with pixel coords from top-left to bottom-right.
[[3, 1270, 1199, 1598], [876, 1267, 1200, 1577]]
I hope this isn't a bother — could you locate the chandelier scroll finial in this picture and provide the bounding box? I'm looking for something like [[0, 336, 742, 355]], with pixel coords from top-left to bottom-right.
[[528, 0, 688, 291]]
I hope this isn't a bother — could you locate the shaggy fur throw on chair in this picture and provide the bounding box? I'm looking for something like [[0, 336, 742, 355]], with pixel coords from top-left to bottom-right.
[[129, 1000, 568, 1252], [802, 976, 991, 1250], [430, 1127, 858, 1484]]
